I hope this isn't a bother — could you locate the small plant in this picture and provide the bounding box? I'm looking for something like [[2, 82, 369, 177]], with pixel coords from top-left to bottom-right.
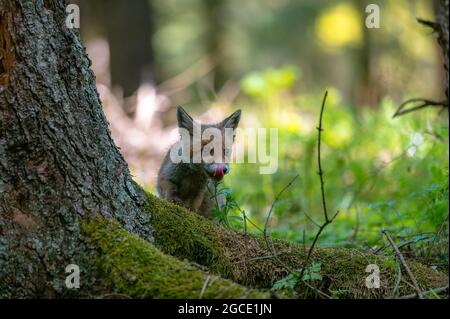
[[271, 262, 323, 296], [210, 183, 243, 229]]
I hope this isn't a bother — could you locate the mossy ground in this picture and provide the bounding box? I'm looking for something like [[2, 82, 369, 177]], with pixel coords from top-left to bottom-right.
[[82, 218, 269, 298], [144, 192, 449, 298]]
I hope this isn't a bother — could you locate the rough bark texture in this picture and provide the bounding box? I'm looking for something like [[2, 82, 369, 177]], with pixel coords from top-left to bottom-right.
[[0, 0, 447, 299], [0, 0, 153, 297], [436, 0, 449, 102]]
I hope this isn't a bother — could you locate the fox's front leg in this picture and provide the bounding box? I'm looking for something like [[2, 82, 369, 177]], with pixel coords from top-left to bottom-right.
[[158, 178, 184, 206], [198, 181, 225, 217]]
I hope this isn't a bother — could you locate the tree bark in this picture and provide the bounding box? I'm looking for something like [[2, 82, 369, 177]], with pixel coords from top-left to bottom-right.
[[435, 0, 449, 103], [0, 0, 447, 299], [0, 0, 154, 297]]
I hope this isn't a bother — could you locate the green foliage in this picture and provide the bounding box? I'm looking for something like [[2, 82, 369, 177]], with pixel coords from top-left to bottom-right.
[[210, 184, 244, 229], [241, 66, 299, 99], [139, 192, 448, 298], [271, 262, 323, 296], [223, 65, 449, 271], [302, 262, 323, 281]]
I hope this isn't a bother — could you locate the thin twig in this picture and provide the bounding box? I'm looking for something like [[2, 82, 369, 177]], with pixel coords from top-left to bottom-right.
[[235, 201, 264, 233], [299, 91, 340, 280], [416, 18, 438, 32], [199, 275, 211, 299], [425, 213, 449, 261], [398, 285, 449, 299], [304, 212, 320, 228], [317, 91, 329, 222], [382, 229, 424, 299], [303, 280, 334, 299], [263, 174, 300, 234], [389, 261, 402, 299], [242, 209, 249, 267], [262, 174, 299, 273], [393, 98, 448, 118]]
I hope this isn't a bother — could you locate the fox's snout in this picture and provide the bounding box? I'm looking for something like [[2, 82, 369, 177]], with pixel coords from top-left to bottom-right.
[[204, 163, 230, 181]]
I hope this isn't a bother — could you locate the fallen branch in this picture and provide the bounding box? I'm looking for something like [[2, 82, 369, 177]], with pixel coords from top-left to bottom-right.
[[382, 229, 423, 299]]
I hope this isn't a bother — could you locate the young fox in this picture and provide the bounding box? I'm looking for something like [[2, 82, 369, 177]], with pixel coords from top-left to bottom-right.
[[157, 106, 241, 217]]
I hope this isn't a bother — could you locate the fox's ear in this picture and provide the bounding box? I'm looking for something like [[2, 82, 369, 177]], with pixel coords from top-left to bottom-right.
[[222, 109, 241, 130], [177, 106, 195, 134]]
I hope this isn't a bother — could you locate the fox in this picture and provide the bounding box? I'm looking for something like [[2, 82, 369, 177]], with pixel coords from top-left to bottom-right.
[[157, 106, 241, 217]]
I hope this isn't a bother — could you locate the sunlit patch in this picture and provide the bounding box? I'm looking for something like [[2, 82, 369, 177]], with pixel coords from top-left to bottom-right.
[[278, 111, 302, 133], [315, 3, 362, 50], [323, 111, 354, 149], [241, 65, 298, 98]]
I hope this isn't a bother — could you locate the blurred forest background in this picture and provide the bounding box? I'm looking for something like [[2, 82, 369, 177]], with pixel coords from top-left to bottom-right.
[[76, 0, 448, 271]]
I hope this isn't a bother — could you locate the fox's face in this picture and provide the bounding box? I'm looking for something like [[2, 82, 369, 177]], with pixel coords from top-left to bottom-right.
[[177, 106, 241, 181]]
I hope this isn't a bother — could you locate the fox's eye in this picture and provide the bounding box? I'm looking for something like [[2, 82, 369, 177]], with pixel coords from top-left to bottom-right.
[[210, 149, 215, 156]]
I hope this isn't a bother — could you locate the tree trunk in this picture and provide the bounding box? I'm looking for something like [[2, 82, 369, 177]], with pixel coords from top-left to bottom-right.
[[78, 0, 156, 100], [203, 0, 228, 91], [435, 0, 449, 103], [0, 0, 447, 299], [0, 0, 155, 297]]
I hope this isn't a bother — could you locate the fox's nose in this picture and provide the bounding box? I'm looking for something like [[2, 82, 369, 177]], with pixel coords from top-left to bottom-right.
[[211, 164, 229, 180]]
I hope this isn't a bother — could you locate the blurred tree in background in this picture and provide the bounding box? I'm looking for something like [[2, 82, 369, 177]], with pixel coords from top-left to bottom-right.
[[79, 0, 156, 100]]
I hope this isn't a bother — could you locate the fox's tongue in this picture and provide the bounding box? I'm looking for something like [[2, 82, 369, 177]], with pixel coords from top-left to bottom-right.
[[213, 165, 224, 180]]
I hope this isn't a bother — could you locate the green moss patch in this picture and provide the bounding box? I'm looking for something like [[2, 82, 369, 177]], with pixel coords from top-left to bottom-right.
[[82, 217, 269, 298]]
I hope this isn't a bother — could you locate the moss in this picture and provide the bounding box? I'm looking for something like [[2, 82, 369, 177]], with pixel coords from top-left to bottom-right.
[[144, 193, 233, 276], [82, 217, 269, 299], [144, 192, 449, 298]]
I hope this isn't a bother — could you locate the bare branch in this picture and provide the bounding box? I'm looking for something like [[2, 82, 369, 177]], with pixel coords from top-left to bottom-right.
[[262, 174, 299, 273], [317, 91, 329, 222], [304, 212, 320, 228], [416, 18, 439, 32], [299, 91, 340, 280], [393, 98, 448, 118]]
